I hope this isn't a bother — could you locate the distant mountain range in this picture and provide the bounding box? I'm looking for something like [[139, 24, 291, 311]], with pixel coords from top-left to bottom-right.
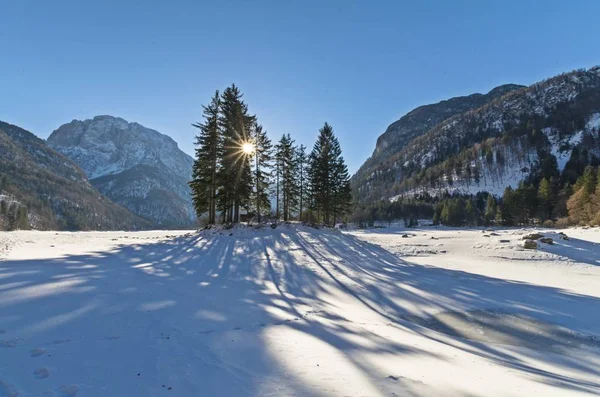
[[4, 66, 600, 230], [352, 66, 600, 202], [0, 121, 151, 230], [47, 116, 195, 227]]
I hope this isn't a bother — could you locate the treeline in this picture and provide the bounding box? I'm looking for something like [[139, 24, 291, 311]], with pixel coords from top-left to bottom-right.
[[190, 85, 352, 226], [350, 195, 435, 228], [351, 164, 600, 228]]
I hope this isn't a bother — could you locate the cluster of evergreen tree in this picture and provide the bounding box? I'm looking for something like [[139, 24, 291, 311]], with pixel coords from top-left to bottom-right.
[[350, 195, 435, 228], [351, 164, 600, 229], [190, 86, 352, 226], [0, 176, 30, 230]]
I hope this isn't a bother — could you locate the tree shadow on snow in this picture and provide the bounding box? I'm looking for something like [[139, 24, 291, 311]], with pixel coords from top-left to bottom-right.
[[0, 227, 599, 396]]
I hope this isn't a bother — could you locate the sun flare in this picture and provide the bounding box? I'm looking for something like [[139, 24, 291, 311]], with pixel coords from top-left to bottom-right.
[[242, 142, 255, 155]]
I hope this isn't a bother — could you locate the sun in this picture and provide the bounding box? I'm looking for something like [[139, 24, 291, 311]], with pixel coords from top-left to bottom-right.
[[242, 142, 255, 155]]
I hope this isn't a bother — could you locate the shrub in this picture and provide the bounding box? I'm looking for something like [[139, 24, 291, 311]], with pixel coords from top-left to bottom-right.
[[542, 219, 555, 228], [554, 217, 571, 229]]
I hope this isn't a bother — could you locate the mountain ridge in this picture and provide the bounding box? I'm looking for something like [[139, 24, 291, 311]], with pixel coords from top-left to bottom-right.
[[353, 83, 526, 192], [352, 66, 600, 203]]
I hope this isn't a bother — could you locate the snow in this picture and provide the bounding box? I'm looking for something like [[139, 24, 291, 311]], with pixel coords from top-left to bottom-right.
[[587, 113, 600, 131], [1, 225, 600, 396]]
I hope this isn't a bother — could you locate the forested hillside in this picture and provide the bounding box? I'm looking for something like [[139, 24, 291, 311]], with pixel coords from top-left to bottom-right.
[[353, 67, 600, 203], [351, 67, 600, 228], [0, 121, 151, 230]]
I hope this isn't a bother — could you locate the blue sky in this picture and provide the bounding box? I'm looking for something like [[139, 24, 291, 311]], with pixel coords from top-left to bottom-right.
[[1, 0, 598, 173]]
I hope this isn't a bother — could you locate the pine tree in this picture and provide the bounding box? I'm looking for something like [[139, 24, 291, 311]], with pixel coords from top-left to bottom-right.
[[190, 90, 222, 224], [17, 206, 28, 230], [331, 154, 352, 225], [219, 84, 255, 223], [274, 147, 281, 219], [580, 166, 597, 197], [275, 134, 299, 221], [252, 122, 273, 223], [500, 186, 517, 226], [537, 177, 553, 221], [308, 123, 351, 226], [484, 195, 497, 226], [568, 166, 599, 225], [296, 144, 308, 221], [465, 200, 476, 226]]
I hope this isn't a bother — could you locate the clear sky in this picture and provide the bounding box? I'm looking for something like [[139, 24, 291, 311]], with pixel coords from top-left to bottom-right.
[[1, 0, 598, 173]]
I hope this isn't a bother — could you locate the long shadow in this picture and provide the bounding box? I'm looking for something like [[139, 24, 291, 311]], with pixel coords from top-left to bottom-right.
[[539, 235, 600, 267], [1, 227, 599, 396], [299, 230, 600, 394]]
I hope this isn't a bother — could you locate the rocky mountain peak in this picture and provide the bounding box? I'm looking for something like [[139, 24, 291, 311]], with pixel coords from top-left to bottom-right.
[[47, 116, 195, 227]]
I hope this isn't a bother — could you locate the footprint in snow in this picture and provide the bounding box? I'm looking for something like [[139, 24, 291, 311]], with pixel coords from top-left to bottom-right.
[[0, 339, 21, 348], [30, 348, 47, 357], [57, 384, 79, 397], [33, 368, 50, 379]]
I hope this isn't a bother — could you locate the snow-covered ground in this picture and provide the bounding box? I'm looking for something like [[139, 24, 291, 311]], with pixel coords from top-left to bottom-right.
[[1, 226, 600, 396]]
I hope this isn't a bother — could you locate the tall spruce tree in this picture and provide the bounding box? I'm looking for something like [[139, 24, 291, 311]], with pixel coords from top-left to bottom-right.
[[308, 123, 352, 226], [537, 177, 553, 221], [275, 134, 299, 221], [274, 140, 282, 219], [296, 144, 308, 221], [219, 84, 255, 223], [252, 122, 273, 223], [484, 195, 497, 225], [331, 154, 352, 224], [190, 91, 222, 224]]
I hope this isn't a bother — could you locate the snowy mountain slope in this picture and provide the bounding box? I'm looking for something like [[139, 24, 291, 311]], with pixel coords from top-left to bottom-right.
[[397, 112, 600, 199], [354, 66, 600, 202], [374, 84, 524, 158], [0, 120, 151, 230], [352, 84, 525, 196], [1, 225, 599, 396], [47, 116, 195, 227]]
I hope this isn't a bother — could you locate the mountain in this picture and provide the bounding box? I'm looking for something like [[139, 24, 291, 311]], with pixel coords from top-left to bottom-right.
[[353, 67, 600, 203], [47, 116, 195, 227], [0, 120, 151, 230], [352, 84, 525, 196]]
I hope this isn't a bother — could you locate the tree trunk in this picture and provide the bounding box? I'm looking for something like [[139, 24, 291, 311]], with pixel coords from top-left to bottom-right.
[[255, 153, 260, 223], [234, 201, 240, 223], [276, 170, 280, 219]]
